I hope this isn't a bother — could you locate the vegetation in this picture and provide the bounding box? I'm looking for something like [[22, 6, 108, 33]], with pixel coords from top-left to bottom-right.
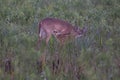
[[0, 0, 120, 80]]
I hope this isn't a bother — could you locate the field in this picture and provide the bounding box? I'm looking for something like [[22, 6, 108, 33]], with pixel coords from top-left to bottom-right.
[[0, 0, 120, 80]]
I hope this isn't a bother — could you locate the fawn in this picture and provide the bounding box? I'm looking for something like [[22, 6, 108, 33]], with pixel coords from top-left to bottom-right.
[[38, 17, 87, 46]]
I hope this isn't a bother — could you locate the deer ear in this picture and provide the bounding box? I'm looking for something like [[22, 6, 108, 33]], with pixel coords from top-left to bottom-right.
[[74, 26, 78, 31], [82, 27, 87, 33]]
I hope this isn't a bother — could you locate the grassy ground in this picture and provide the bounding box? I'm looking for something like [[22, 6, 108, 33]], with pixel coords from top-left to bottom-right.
[[0, 0, 120, 80]]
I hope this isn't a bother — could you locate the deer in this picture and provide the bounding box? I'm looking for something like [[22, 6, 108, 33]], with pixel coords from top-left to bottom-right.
[[37, 17, 87, 47]]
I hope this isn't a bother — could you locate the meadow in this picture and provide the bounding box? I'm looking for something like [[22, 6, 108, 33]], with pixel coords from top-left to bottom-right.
[[0, 0, 120, 80]]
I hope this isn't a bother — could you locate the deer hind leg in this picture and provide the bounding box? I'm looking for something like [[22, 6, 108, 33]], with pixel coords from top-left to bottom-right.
[[45, 33, 51, 45], [36, 28, 47, 50], [36, 37, 42, 50]]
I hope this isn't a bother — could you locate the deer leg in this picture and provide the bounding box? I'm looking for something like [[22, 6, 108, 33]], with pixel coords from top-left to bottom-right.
[[36, 37, 41, 50], [46, 34, 51, 45], [38, 37, 41, 45]]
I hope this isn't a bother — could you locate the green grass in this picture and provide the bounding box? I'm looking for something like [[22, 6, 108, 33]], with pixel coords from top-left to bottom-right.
[[0, 0, 120, 80]]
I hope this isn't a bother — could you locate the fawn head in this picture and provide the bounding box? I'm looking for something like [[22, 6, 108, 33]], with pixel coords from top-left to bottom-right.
[[74, 26, 87, 38]]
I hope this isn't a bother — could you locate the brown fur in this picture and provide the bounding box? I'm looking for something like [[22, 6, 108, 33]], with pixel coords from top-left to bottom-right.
[[38, 18, 86, 45]]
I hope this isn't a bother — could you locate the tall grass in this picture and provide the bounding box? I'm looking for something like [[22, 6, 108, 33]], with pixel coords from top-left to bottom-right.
[[0, 0, 120, 80]]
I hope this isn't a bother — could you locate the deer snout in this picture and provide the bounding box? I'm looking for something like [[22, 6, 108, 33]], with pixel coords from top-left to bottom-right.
[[75, 33, 83, 38]]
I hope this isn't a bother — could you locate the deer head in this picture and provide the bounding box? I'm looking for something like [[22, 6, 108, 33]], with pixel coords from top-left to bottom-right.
[[74, 27, 87, 38]]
